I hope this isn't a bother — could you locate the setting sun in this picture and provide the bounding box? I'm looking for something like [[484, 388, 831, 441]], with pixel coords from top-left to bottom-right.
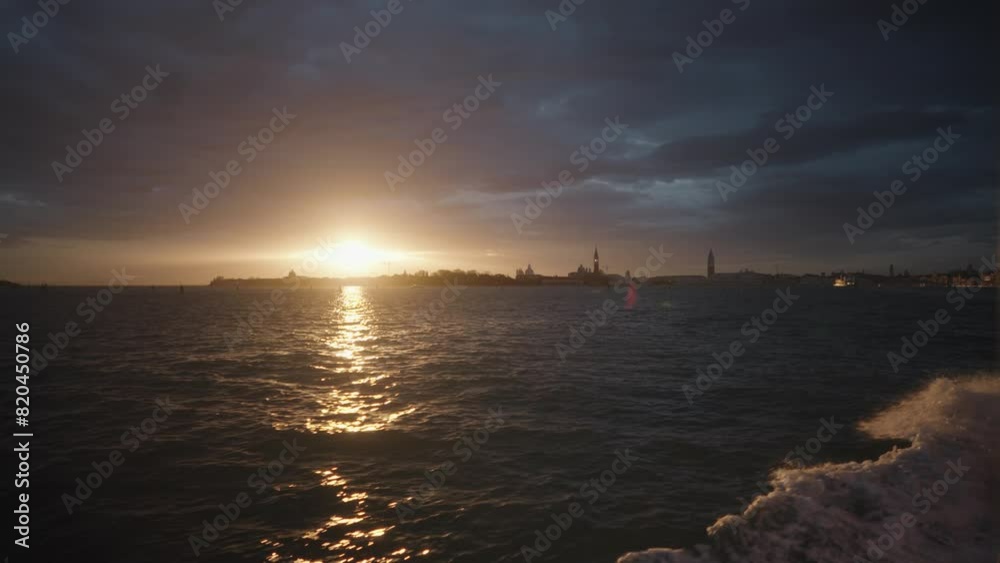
[[334, 240, 373, 264], [307, 240, 409, 276]]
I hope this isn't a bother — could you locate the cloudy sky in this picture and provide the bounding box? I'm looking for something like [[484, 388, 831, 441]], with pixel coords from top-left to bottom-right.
[[0, 0, 995, 284]]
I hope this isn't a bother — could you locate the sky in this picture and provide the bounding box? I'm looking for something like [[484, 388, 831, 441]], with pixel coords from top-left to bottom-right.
[[0, 0, 996, 284]]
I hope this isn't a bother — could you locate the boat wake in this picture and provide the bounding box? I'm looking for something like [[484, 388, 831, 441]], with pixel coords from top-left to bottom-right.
[[618, 375, 1000, 563]]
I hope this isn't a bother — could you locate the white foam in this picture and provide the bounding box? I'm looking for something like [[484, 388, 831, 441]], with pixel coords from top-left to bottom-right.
[[618, 376, 1000, 563]]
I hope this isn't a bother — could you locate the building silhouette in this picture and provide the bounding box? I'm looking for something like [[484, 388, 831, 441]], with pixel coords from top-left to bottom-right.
[[516, 248, 613, 285], [516, 264, 540, 282], [707, 249, 715, 278]]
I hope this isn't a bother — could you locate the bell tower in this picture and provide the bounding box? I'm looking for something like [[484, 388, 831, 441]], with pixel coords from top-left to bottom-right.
[[593, 247, 600, 274], [708, 249, 715, 277]]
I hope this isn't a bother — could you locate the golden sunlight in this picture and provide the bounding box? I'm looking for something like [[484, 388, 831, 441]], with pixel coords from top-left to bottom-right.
[[332, 241, 374, 267], [300, 240, 410, 277]]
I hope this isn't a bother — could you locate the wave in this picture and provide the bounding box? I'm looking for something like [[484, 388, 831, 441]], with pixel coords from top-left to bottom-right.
[[617, 376, 1000, 563]]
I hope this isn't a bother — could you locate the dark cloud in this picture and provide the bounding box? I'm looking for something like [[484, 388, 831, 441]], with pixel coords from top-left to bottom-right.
[[0, 0, 995, 282]]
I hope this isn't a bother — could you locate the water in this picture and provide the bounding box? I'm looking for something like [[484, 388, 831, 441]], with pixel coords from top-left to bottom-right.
[[5, 285, 998, 562]]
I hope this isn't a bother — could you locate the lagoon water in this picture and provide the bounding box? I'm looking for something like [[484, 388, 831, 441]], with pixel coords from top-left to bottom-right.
[[7, 285, 998, 562]]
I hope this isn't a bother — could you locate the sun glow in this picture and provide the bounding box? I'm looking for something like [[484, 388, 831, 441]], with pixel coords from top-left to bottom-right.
[[289, 238, 415, 277], [304, 240, 406, 276], [332, 241, 374, 267]]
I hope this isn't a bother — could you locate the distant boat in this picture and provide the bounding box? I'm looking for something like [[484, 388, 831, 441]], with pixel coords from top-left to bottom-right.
[[833, 275, 855, 288]]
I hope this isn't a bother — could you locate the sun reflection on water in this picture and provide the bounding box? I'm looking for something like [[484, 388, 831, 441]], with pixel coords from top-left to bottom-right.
[[327, 286, 374, 370], [273, 286, 415, 435], [283, 467, 431, 562], [264, 287, 427, 560]]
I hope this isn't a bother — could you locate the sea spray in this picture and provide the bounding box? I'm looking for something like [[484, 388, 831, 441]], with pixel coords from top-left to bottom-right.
[[618, 375, 1000, 563]]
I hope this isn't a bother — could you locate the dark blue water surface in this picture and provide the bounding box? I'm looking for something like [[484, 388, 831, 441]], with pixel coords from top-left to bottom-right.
[[3, 285, 996, 562]]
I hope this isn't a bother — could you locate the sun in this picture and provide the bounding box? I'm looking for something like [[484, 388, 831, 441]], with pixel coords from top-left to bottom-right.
[[329, 241, 377, 274], [293, 239, 408, 276], [334, 241, 372, 264]]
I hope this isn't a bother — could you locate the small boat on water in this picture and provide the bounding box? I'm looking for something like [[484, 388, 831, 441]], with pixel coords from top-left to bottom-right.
[[833, 275, 855, 288]]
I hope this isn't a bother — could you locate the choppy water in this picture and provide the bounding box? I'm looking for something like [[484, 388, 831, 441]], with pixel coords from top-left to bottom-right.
[[5, 285, 998, 562]]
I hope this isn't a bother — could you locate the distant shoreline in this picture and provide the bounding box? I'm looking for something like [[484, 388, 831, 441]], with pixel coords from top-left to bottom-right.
[[3, 270, 992, 290], [204, 270, 996, 290]]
